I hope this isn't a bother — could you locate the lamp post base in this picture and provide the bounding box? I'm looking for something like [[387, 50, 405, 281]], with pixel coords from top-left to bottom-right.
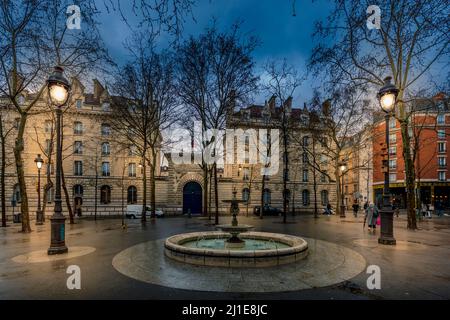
[[378, 209, 396, 245], [47, 215, 68, 255], [36, 210, 44, 225], [340, 205, 346, 218]]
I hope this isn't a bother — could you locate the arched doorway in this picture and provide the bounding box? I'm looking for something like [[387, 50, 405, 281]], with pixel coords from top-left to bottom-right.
[[183, 181, 202, 214], [73, 185, 83, 217]]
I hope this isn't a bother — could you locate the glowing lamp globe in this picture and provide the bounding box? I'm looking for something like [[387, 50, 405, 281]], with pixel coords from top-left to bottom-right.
[[377, 76, 399, 113], [47, 66, 71, 107]]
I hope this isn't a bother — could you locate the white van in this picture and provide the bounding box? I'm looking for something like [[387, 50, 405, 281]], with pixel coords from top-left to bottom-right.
[[126, 205, 164, 219]]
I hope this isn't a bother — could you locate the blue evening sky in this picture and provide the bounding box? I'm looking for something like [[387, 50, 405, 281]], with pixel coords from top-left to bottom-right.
[[95, 0, 333, 106]]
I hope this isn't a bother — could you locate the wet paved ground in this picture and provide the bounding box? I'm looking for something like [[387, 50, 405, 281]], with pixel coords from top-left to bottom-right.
[[0, 212, 449, 299]]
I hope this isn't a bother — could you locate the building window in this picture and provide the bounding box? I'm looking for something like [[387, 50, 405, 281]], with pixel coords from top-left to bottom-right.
[[46, 187, 54, 203], [389, 134, 397, 144], [102, 102, 110, 112], [302, 136, 309, 147], [344, 185, 348, 194], [13, 184, 21, 203], [438, 130, 445, 139], [243, 167, 249, 181], [389, 146, 396, 156], [389, 173, 397, 182], [437, 114, 445, 125], [320, 190, 328, 206], [284, 168, 290, 182], [101, 142, 110, 156], [438, 142, 446, 153], [389, 159, 396, 169], [76, 99, 82, 109], [102, 162, 110, 176], [127, 186, 137, 204], [128, 145, 137, 156], [74, 161, 83, 176], [242, 188, 250, 202], [46, 163, 54, 175], [302, 189, 310, 206], [73, 184, 83, 196], [45, 139, 52, 154], [128, 163, 136, 177], [320, 173, 327, 183], [438, 157, 446, 167], [14, 118, 20, 129], [74, 121, 83, 135], [438, 171, 446, 181], [74, 141, 83, 154], [389, 118, 396, 129], [284, 189, 291, 204], [100, 185, 111, 204], [44, 120, 53, 133], [263, 189, 271, 205], [302, 169, 308, 182], [302, 152, 309, 164], [17, 95, 25, 105], [101, 123, 111, 136]]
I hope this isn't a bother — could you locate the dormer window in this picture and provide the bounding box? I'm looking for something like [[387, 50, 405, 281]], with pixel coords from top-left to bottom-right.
[[262, 112, 270, 124], [102, 102, 110, 112], [76, 99, 82, 109], [17, 95, 25, 105]]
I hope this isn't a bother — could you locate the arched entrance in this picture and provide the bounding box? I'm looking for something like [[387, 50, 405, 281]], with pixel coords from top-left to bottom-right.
[[74, 197, 83, 217], [183, 181, 202, 214]]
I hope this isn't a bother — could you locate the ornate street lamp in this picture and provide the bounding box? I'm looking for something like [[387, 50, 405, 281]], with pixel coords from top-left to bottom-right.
[[34, 154, 44, 225], [47, 66, 71, 255], [339, 162, 347, 218], [377, 76, 398, 245]]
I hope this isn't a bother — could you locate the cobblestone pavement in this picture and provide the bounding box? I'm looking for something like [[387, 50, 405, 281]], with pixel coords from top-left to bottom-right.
[[0, 212, 449, 299]]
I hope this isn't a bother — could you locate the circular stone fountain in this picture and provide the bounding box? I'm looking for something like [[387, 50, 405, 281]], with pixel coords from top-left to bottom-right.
[[164, 191, 308, 267]]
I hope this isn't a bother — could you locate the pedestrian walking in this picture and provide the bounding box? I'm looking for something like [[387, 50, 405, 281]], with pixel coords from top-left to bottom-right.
[[352, 201, 359, 218], [365, 203, 379, 233]]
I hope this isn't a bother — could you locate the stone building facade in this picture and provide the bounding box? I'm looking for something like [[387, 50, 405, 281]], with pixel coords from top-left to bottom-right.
[[0, 79, 337, 220]]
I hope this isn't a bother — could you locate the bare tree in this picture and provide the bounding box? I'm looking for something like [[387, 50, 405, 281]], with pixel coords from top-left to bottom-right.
[[263, 59, 302, 223], [109, 35, 178, 222], [103, 0, 196, 38], [0, 105, 15, 227], [309, 0, 449, 229], [0, 0, 111, 232], [303, 88, 370, 217], [177, 23, 259, 224]]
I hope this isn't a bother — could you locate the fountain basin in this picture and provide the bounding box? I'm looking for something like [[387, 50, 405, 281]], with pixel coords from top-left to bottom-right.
[[164, 231, 308, 267]]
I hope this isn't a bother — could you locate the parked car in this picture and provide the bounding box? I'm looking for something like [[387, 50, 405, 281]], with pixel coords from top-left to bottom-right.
[[253, 205, 283, 216], [126, 205, 164, 219]]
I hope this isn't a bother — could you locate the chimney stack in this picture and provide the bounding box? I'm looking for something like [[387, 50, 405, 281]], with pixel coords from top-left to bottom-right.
[[268, 95, 276, 113], [93, 79, 104, 99]]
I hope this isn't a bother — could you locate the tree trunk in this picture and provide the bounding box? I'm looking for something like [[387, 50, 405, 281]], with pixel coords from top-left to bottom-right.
[[14, 114, 31, 232], [0, 116, 7, 227], [208, 168, 212, 220], [214, 164, 219, 225], [335, 163, 341, 216], [94, 172, 98, 221], [61, 164, 74, 224], [400, 120, 417, 229], [260, 174, 265, 219], [60, 121, 74, 224], [282, 119, 288, 223], [142, 151, 147, 223], [313, 138, 318, 218], [150, 151, 157, 220], [203, 164, 208, 217]]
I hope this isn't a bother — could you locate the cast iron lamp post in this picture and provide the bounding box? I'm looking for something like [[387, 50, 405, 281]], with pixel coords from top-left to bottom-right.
[[34, 154, 44, 225], [47, 66, 71, 255], [339, 162, 347, 218], [377, 76, 398, 245]]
